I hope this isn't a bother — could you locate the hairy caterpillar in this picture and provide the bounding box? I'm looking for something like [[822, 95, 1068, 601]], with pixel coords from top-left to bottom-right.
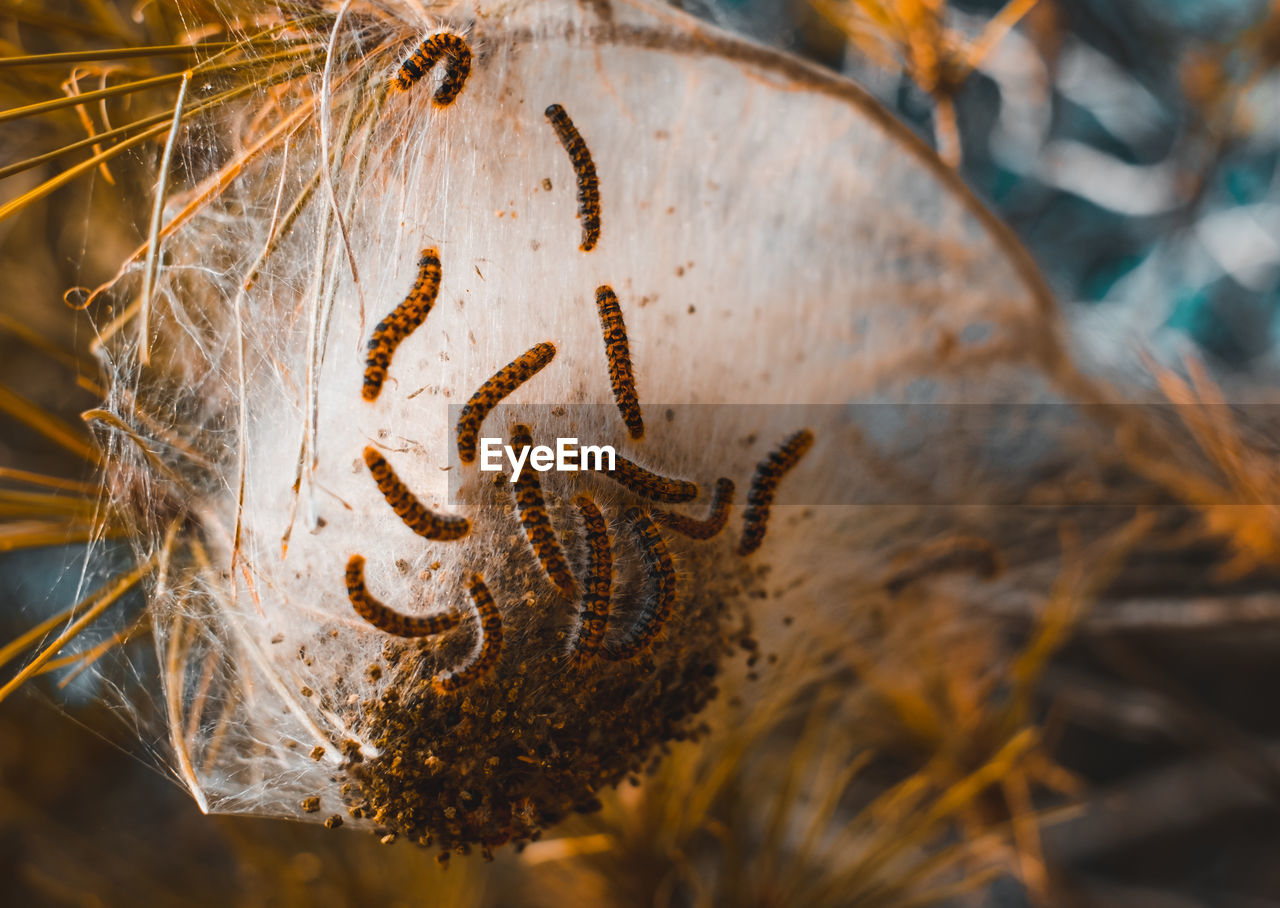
[[597, 453, 698, 503], [510, 424, 577, 596], [391, 32, 472, 107], [432, 573, 504, 692], [346, 554, 463, 637], [456, 342, 557, 463], [363, 447, 470, 541], [544, 102, 601, 252], [595, 285, 643, 439], [654, 477, 733, 540], [737, 429, 814, 556], [362, 248, 442, 402], [570, 493, 613, 660], [610, 508, 677, 659]]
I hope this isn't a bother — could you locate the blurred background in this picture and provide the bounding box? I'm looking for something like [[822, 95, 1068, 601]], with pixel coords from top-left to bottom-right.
[[3, 1, 1280, 905]]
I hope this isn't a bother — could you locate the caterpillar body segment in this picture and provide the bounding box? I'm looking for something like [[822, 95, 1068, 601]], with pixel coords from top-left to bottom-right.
[[544, 103, 601, 251], [610, 508, 677, 659], [456, 342, 557, 463], [433, 573, 503, 692], [362, 248, 441, 402], [364, 447, 470, 541], [510, 425, 577, 597], [654, 478, 733, 540], [392, 32, 472, 107], [595, 285, 643, 439], [596, 453, 698, 503], [346, 554, 463, 637], [569, 494, 613, 661], [737, 429, 814, 556]]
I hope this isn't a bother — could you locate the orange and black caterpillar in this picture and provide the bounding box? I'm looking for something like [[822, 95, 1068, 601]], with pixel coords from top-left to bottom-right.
[[362, 248, 441, 402], [510, 425, 577, 596], [737, 429, 814, 556], [434, 573, 503, 692], [544, 103, 600, 252], [596, 453, 698, 503], [595, 285, 643, 439], [654, 477, 734, 540], [364, 446, 470, 541], [391, 32, 472, 106], [570, 494, 613, 660], [610, 508, 677, 659], [456, 342, 556, 463], [346, 554, 463, 637]]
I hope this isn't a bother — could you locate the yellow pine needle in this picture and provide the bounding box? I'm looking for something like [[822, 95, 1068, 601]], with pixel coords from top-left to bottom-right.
[[0, 1, 126, 39], [64, 68, 119, 184], [0, 595, 87, 671], [0, 43, 237, 69], [0, 555, 155, 705], [0, 41, 319, 124], [964, 0, 1041, 72], [0, 94, 174, 179], [0, 56, 317, 229], [0, 488, 98, 517], [38, 613, 149, 686], [0, 69, 188, 123], [0, 381, 102, 464], [86, 68, 344, 342], [0, 519, 119, 552], [0, 466, 99, 495], [138, 69, 190, 365]]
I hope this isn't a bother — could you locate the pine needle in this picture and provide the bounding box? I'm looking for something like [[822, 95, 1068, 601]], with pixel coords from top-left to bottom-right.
[[0, 554, 155, 705], [0, 381, 102, 464]]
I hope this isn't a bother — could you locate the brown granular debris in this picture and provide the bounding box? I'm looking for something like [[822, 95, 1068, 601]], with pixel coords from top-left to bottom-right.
[[337, 545, 754, 857], [324, 814, 344, 830], [300, 796, 320, 813]]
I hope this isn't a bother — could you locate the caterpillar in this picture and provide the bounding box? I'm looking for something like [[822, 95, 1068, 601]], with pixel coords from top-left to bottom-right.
[[610, 508, 677, 659], [654, 477, 734, 540], [363, 447, 471, 541], [737, 429, 814, 556], [362, 248, 442, 402], [510, 425, 577, 596], [346, 554, 464, 637], [595, 285, 643, 439], [570, 494, 613, 660], [391, 32, 472, 107], [596, 453, 698, 503], [544, 103, 601, 252], [433, 573, 504, 692], [456, 342, 557, 463]]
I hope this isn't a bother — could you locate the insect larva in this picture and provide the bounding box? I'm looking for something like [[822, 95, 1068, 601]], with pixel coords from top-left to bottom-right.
[[737, 429, 815, 556], [391, 32, 472, 107], [363, 447, 470, 541], [570, 494, 612, 660], [595, 285, 643, 439], [596, 453, 698, 503], [654, 477, 734, 540], [611, 508, 677, 659], [544, 103, 601, 252], [456, 342, 556, 463], [434, 573, 503, 692], [510, 425, 577, 596], [346, 554, 464, 637], [362, 248, 442, 402]]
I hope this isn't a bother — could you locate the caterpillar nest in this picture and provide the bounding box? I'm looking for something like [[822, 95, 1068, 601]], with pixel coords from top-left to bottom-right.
[[95, 0, 1063, 857]]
